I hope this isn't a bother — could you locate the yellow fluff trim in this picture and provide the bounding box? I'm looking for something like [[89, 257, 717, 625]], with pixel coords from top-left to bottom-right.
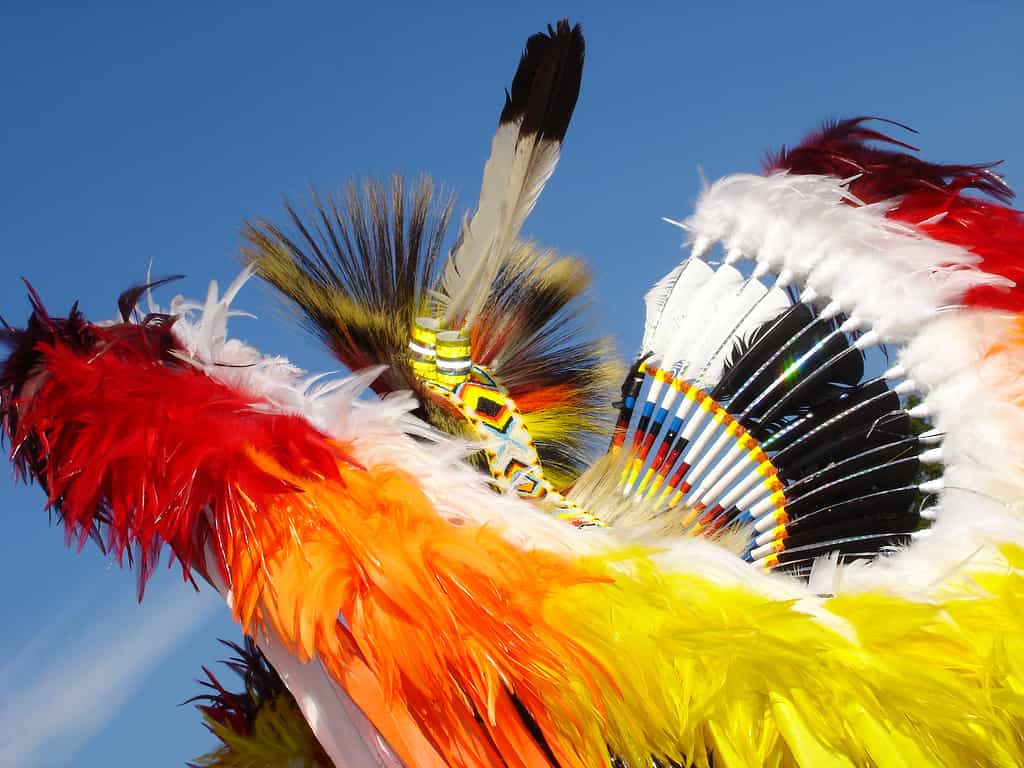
[[539, 546, 1024, 766]]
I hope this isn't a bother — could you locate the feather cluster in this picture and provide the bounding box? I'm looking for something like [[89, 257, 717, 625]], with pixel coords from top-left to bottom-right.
[[768, 116, 1024, 310], [242, 21, 617, 489], [5, 275, 1024, 767], [7, 18, 1024, 768]]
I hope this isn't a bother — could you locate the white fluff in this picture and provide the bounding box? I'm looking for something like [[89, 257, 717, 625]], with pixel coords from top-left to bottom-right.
[[687, 173, 1010, 341]]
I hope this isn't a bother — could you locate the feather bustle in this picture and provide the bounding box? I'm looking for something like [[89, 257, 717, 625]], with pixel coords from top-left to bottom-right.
[[6, 289, 1024, 767]]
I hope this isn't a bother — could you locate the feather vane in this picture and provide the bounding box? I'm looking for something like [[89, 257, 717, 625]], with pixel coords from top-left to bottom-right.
[[438, 20, 585, 327]]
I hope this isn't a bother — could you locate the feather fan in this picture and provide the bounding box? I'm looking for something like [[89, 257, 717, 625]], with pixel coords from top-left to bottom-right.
[[241, 176, 472, 440]]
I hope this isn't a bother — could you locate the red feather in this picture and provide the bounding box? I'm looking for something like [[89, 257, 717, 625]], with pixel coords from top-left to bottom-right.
[[1, 296, 619, 768], [768, 117, 1024, 310], [1, 299, 355, 598], [766, 117, 1012, 204]]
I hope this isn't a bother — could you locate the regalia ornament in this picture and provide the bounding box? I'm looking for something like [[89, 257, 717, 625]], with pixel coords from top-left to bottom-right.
[[5, 18, 1024, 768]]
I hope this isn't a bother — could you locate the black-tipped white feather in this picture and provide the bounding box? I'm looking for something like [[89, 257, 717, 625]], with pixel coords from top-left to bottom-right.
[[438, 20, 585, 328]]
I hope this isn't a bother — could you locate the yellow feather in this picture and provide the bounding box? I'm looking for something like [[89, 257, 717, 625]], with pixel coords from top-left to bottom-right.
[[538, 547, 1024, 766]]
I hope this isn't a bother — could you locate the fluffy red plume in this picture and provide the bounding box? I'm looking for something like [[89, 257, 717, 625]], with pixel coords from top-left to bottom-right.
[[768, 117, 1024, 311], [0, 294, 619, 768], [0, 296, 351, 597], [766, 117, 1012, 203]]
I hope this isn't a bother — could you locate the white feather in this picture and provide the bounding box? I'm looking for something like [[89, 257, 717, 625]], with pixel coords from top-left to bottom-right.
[[439, 126, 561, 327], [437, 123, 515, 316], [685, 172, 1011, 342], [689, 280, 790, 387], [647, 256, 715, 359], [204, 552, 402, 768], [674, 268, 754, 379], [659, 264, 743, 373], [641, 260, 686, 352]]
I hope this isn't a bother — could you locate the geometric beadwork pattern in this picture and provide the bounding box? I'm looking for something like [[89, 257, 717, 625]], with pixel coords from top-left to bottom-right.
[[424, 365, 603, 527]]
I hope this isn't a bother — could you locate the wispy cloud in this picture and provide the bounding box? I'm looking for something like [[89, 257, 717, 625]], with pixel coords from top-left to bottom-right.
[[0, 579, 220, 767]]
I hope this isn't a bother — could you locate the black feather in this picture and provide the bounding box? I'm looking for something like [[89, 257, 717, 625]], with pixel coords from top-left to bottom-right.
[[783, 456, 922, 523], [720, 303, 864, 443], [774, 410, 911, 479], [500, 20, 585, 143], [748, 336, 864, 430], [780, 488, 921, 545], [117, 274, 184, 322], [782, 437, 919, 500], [766, 378, 900, 464], [713, 302, 814, 407], [781, 516, 922, 562]]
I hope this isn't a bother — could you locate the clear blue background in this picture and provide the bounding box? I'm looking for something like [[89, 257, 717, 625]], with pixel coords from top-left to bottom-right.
[[2, 2, 1022, 765]]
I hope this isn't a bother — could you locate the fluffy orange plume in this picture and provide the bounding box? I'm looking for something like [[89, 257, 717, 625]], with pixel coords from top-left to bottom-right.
[[2, 314, 618, 767], [226, 448, 617, 767]]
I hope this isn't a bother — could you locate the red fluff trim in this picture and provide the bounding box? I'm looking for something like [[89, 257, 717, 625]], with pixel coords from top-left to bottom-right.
[[2, 301, 356, 598], [766, 117, 1012, 204], [767, 117, 1024, 311]]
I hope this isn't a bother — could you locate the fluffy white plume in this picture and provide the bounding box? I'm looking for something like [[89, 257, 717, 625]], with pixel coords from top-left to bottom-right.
[[686, 173, 1011, 341]]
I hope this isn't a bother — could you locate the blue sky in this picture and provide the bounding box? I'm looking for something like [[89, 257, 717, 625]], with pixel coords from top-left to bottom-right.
[[2, 2, 1022, 765]]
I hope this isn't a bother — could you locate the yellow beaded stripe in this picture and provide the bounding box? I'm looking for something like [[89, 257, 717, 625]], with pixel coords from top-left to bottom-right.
[[435, 330, 472, 387], [408, 316, 441, 381]]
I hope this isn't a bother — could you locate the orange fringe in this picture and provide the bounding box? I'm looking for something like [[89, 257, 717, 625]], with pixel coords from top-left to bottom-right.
[[217, 441, 616, 768]]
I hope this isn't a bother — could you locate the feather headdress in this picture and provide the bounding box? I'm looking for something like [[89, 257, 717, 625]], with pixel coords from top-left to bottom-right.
[[593, 117, 1023, 578], [7, 21, 1024, 768]]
